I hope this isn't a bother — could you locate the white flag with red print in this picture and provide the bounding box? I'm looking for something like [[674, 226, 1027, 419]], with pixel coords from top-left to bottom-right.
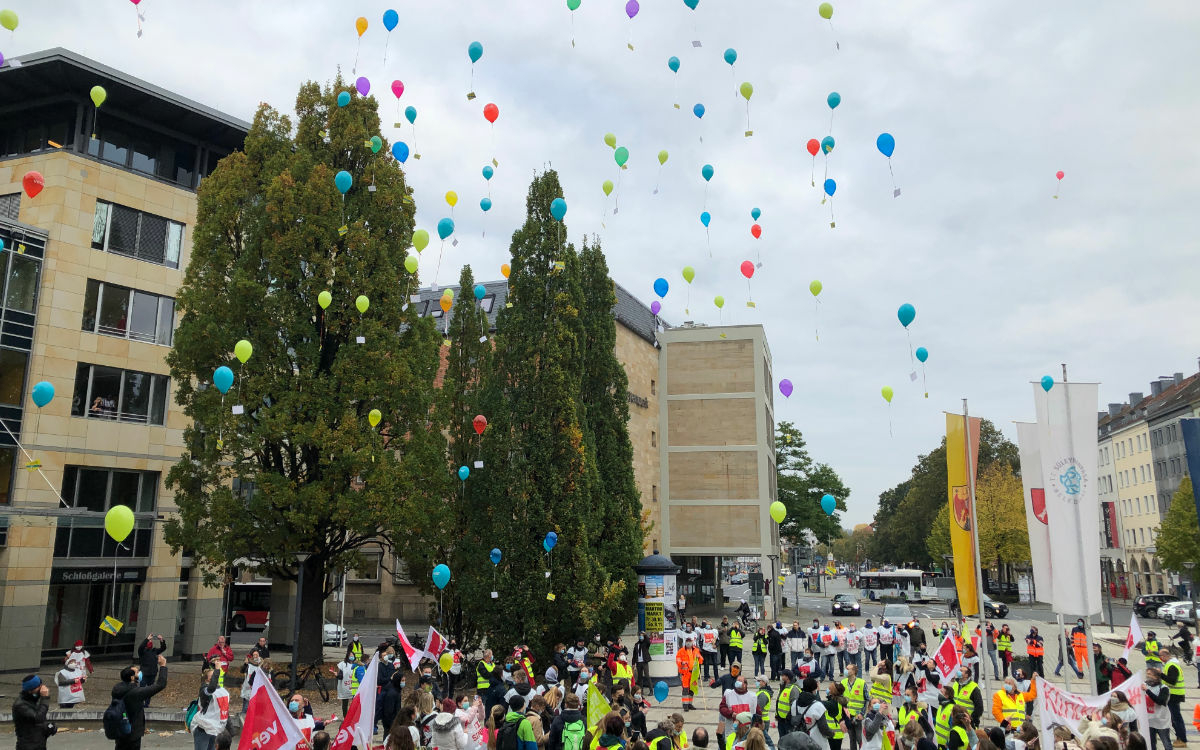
[[424, 626, 449, 661], [332, 652, 379, 750], [933, 634, 961, 682], [396, 619, 423, 672], [1123, 613, 1144, 660], [237, 665, 304, 750]]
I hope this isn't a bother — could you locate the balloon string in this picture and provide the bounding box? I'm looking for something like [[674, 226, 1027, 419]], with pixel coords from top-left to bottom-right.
[[922, 364, 928, 399], [746, 100, 751, 131], [889, 404, 893, 438], [353, 39, 361, 75], [814, 298, 821, 342], [0, 417, 69, 507], [888, 159, 896, 190], [906, 329, 914, 366], [828, 197, 835, 227], [571, 14, 576, 48], [615, 169, 622, 214], [746, 278, 753, 304], [706, 228, 711, 257], [434, 240, 445, 287], [811, 155, 816, 187], [828, 20, 840, 51], [829, 110, 835, 135], [384, 35, 391, 65]]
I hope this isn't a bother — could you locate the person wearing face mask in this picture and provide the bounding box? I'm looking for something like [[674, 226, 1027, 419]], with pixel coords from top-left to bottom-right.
[[996, 626, 1014, 679], [819, 626, 839, 679], [719, 674, 755, 749], [112, 653, 167, 750], [567, 638, 590, 687], [775, 672, 795, 740], [13, 674, 55, 750], [845, 626, 863, 676], [808, 620, 823, 653], [787, 622, 807, 672], [729, 621, 746, 668], [951, 668, 982, 727], [633, 632, 652, 691], [861, 622, 879, 672], [1070, 620, 1089, 674], [768, 625, 785, 681], [574, 668, 592, 707], [378, 671, 406, 739], [478, 649, 505, 715], [191, 666, 229, 750], [1159, 647, 1188, 747], [55, 658, 87, 709], [753, 628, 770, 678], [335, 649, 363, 716], [795, 649, 823, 682], [65, 639, 94, 674], [137, 633, 168, 706], [896, 686, 929, 736], [1143, 668, 1173, 750], [348, 633, 364, 663], [701, 621, 721, 681], [839, 665, 866, 750], [1024, 628, 1044, 679], [990, 675, 1036, 730], [289, 694, 331, 750], [877, 622, 895, 665], [719, 618, 734, 670], [239, 649, 270, 714], [859, 699, 893, 750], [868, 660, 892, 707], [933, 684, 956, 750]]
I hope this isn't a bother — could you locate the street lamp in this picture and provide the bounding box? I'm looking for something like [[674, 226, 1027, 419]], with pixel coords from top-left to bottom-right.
[[290, 551, 311, 694]]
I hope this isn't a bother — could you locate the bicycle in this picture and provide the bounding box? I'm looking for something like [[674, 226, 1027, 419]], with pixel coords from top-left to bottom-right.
[[272, 660, 331, 703]]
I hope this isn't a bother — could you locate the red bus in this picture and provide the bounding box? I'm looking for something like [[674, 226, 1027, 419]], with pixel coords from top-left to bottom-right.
[[229, 582, 271, 632]]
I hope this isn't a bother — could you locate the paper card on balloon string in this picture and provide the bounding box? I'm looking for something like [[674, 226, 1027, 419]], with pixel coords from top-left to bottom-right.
[[491, 591, 498, 599], [719, 333, 727, 339], [24, 459, 41, 471], [673, 103, 681, 109], [756, 262, 763, 269], [612, 206, 619, 214], [745, 131, 753, 137], [368, 185, 376, 192], [467, 92, 477, 101], [894, 188, 902, 197], [479, 336, 488, 343], [627, 43, 634, 51], [474, 461, 484, 469], [653, 188, 659, 195], [323, 137, 331, 145], [232, 405, 244, 415], [443, 339, 452, 347], [692, 41, 702, 47], [319, 130, 328, 138], [216, 438, 223, 450], [410, 295, 422, 303], [746, 301, 756, 308], [393, 122, 403, 128], [414, 153, 421, 160], [830, 221, 836, 228], [452, 238, 459, 247], [363, 140, 373, 148], [17, 244, 25, 254], [545, 571, 551, 578], [338, 225, 349, 236], [910, 371, 918, 381], [505, 302, 513, 308], [547, 593, 556, 601], [401, 304, 408, 312], [492, 158, 498, 168], [356, 336, 365, 344]]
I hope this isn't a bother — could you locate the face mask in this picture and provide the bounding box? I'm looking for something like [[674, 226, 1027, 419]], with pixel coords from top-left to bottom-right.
[[805, 653, 813, 660], [506, 664, 514, 670], [74, 647, 83, 652], [904, 695, 913, 703], [871, 704, 880, 712], [735, 681, 744, 690], [400, 682, 407, 689], [354, 636, 360, 642], [1109, 696, 1119, 706], [813, 622, 819, 627], [347, 656, 355, 664], [625, 722, 631, 729], [251, 657, 262, 666], [1077, 622, 1084, 628], [1006, 685, 1016, 694], [289, 701, 300, 713], [463, 700, 471, 710]]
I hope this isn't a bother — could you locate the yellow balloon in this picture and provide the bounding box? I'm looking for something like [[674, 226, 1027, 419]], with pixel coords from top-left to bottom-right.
[[355, 16, 368, 37], [445, 191, 458, 208], [439, 652, 453, 672], [104, 505, 134, 543], [440, 296, 452, 313], [0, 9, 17, 32], [368, 408, 382, 427], [501, 263, 511, 279], [602, 180, 614, 197], [809, 280, 823, 297], [714, 295, 725, 309], [881, 386, 894, 403], [769, 500, 787, 524], [356, 295, 370, 314], [682, 266, 695, 284], [234, 340, 253, 364], [318, 291, 332, 309], [90, 85, 107, 108]]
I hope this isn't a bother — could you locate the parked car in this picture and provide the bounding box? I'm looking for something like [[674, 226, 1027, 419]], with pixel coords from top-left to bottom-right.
[[1136, 594, 1176, 618], [1157, 601, 1196, 623], [832, 594, 861, 615], [981, 594, 1009, 619], [323, 621, 347, 646], [730, 573, 748, 585], [882, 603, 914, 625]]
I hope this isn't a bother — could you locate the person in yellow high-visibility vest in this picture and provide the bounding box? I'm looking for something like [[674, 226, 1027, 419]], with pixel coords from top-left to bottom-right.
[[990, 676, 1037, 730]]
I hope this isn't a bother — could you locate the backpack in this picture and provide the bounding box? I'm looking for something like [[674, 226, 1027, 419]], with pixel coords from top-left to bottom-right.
[[497, 717, 523, 750], [184, 699, 200, 731], [562, 720, 586, 750], [103, 697, 131, 739]]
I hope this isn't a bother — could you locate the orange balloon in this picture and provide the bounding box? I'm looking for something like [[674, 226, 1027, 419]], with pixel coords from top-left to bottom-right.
[[440, 296, 452, 313], [355, 17, 368, 37], [501, 263, 511, 278]]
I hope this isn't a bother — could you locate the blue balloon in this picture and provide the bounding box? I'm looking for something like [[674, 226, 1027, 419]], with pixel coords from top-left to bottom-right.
[[751, 207, 761, 221], [337, 91, 351, 108], [701, 164, 714, 182], [213, 366, 234, 395], [683, 0, 699, 9], [482, 165, 494, 181], [550, 197, 568, 221], [432, 563, 451, 590], [653, 278, 669, 298], [458, 465, 470, 481], [897, 303, 916, 328], [668, 56, 680, 73], [391, 141, 410, 163], [700, 211, 711, 227], [915, 346, 928, 363], [693, 103, 705, 119], [827, 91, 841, 109], [468, 41, 484, 64], [490, 548, 502, 566], [335, 170, 353, 194], [474, 284, 486, 300], [823, 178, 836, 197], [723, 48, 737, 66], [876, 132, 895, 158], [405, 105, 418, 125], [480, 197, 492, 212], [654, 681, 670, 703], [30, 380, 54, 408], [382, 9, 399, 31], [821, 494, 837, 516], [1041, 375, 1054, 392], [544, 531, 558, 550], [438, 217, 455, 240], [821, 135, 835, 154]]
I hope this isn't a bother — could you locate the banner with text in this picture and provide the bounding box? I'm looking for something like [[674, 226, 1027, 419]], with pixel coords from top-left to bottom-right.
[[1035, 673, 1147, 741], [946, 413, 981, 617], [1015, 422, 1053, 602]]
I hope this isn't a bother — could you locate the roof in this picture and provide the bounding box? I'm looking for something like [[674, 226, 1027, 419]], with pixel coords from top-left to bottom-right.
[[415, 278, 662, 346], [1098, 372, 1200, 435], [0, 48, 249, 150]]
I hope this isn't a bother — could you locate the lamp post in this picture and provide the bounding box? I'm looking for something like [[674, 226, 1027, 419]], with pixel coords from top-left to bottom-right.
[[290, 551, 311, 693]]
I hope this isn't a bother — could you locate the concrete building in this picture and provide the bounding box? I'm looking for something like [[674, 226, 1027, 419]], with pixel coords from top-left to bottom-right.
[[1147, 373, 1200, 514], [0, 48, 247, 670], [657, 324, 779, 618]]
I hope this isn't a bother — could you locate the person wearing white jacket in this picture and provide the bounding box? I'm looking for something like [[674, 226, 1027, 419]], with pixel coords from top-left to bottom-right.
[[431, 710, 471, 750], [54, 659, 87, 708], [786, 623, 807, 671]]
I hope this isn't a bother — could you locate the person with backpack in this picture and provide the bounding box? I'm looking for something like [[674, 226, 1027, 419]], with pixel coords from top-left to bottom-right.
[[191, 666, 229, 750], [13, 674, 56, 750], [500, 695, 540, 750], [548, 693, 587, 750], [109, 652, 168, 750]]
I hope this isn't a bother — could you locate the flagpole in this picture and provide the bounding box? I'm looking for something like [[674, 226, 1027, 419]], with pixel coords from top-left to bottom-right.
[[963, 399, 990, 701], [1062, 363, 1101, 696], [1056, 615, 1075, 693]]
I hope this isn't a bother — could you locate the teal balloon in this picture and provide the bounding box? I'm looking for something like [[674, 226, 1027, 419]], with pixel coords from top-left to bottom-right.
[[897, 303, 915, 328], [654, 681, 670, 703], [468, 41, 483, 64], [693, 103, 705, 119], [653, 278, 669, 298], [30, 380, 54, 408], [391, 141, 409, 163], [701, 164, 714, 182], [437, 217, 455, 240], [751, 207, 761, 220], [821, 135, 835, 154], [700, 211, 711, 227], [480, 197, 492, 212], [821, 494, 836, 515], [668, 56, 680, 73], [474, 284, 486, 300], [405, 106, 418, 124], [382, 9, 399, 31], [337, 91, 350, 107], [482, 165, 494, 180], [431, 564, 451, 589], [335, 170, 353, 194], [823, 178, 836, 197], [915, 347, 928, 363], [723, 48, 737, 66], [213, 366, 234, 395], [877, 133, 895, 158], [550, 197, 568, 221], [458, 465, 470, 481], [1041, 375, 1054, 392], [827, 91, 841, 109], [683, 0, 699, 9]]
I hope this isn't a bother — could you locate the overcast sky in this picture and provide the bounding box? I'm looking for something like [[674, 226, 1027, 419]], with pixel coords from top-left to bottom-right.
[[9, 2, 1200, 525]]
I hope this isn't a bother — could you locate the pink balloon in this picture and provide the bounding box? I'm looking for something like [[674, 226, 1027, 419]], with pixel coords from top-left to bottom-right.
[[391, 80, 404, 99], [356, 77, 370, 96], [130, 0, 141, 4], [740, 261, 755, 279], [626, 0, 640, 18], [1056, 170, 1064, 180]]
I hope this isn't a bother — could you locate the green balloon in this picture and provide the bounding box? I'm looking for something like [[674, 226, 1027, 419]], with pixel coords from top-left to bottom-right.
[[818, 2, 833, 20], [0, 9, 17, 31], [602, 180, 614, 196], [614, 146, 629, 167], [370, 136, 383, 154], [318, 290, 332, 309], [714, 295, 725, 309], [658, 150, 669, 165], [603, 133, 617, 149], [682, 266, 695, 284], [405, 255, 419, 274], [413, 229, 430, 252], [356, 295, 370, 314], [567, 0, 581, 8], [740, 82, 754, 101]]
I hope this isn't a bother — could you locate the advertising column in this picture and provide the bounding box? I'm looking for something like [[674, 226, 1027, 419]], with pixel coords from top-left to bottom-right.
[[638, 571, 678, 679]]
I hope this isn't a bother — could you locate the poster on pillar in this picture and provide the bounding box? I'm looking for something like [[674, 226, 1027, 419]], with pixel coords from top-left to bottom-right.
[[638, 573, 677, 659]]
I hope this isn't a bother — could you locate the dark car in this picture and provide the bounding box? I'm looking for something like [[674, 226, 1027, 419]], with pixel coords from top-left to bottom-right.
[[832, 594, 861, 615], [981, 595, 1009, 619], [1135, 594, 1175, 618]]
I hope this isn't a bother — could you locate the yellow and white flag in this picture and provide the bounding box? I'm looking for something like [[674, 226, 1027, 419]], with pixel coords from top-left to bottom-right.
[[946, 413, 981, 617], [586, 683, 612, 731]]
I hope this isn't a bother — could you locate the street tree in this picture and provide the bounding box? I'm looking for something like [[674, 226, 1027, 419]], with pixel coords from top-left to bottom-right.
[[775, 421, 849, 545]]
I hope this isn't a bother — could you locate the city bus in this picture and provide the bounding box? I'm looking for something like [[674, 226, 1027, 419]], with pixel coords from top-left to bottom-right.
[[857, 569, 940, 602], [228, 581, 271, 631]]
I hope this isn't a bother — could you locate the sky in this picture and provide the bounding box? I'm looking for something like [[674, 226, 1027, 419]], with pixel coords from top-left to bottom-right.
[[6, 1, 1200, 526]]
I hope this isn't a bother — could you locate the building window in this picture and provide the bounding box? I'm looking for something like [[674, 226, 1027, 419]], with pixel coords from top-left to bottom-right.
[[479, 294, 496, 313], [81, 279, 175, 345], [391, 555, 413, 584], [85, 118, 196, 187], [652, 484, 658, 502], [651, 430, 657, 448], [650, 379, 656, 395], [0, 348, 28, 406], [54, 466, 157, 558], [71, 363, 168, 425], [2, 252, 41, 314], [349, 553, 381, 582], [0, 193, 18, 221], [0, 447, 14, 505], [91, 200, 184, 269]]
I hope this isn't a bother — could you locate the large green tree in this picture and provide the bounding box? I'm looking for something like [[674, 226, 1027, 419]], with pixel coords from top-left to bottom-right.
[[1156, 477, 1200, 573], [924, 463, 1029, 572], [776, 421, 849, 546], [164, 78, 447, 662]]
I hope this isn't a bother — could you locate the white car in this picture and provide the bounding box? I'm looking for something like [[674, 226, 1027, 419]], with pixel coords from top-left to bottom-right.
[[1158, 601, 1196, 623], [323, 621, 347, 646]]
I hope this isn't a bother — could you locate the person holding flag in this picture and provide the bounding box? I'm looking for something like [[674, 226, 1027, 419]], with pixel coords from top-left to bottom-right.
[[239, 660, 306, 750], [1124, 615, 1145, 661], [676, 637, 701, 712], [331, 653, 380, 750]]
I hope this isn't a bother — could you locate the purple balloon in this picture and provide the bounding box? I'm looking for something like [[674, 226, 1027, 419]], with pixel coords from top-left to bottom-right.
[[650, 300, 661, 315], [626, 0, 640, 18], [356, 76, 370, 96], [779, 379, 793, 398]]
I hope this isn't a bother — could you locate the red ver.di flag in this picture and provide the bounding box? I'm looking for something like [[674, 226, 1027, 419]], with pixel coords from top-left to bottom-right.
[[332, 652, 379, 750], [237, 664, 304, 750], [932, 634, 961, 682]]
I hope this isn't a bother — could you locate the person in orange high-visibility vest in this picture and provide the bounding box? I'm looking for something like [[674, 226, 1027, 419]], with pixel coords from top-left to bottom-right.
[[1070, 619, 1089, 670], [677, 637, 702, 712]]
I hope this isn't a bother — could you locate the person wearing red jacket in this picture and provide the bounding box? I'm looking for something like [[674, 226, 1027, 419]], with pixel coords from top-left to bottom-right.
[[205, 635, 234, 687]]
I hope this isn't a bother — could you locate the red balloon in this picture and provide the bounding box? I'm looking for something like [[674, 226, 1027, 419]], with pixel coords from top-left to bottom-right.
[[750, 224, 762, 239], [483, 103, 499, 124], [473, 414, 488, 435], [22, 171, 44, 199], [1056, 170, 1064, 180], [806, 139, 820, 157], [740, 260, 755, 279]]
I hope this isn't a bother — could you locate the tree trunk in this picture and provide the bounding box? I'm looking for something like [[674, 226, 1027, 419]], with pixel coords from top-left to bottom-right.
[[297, 557, 327, 665]]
